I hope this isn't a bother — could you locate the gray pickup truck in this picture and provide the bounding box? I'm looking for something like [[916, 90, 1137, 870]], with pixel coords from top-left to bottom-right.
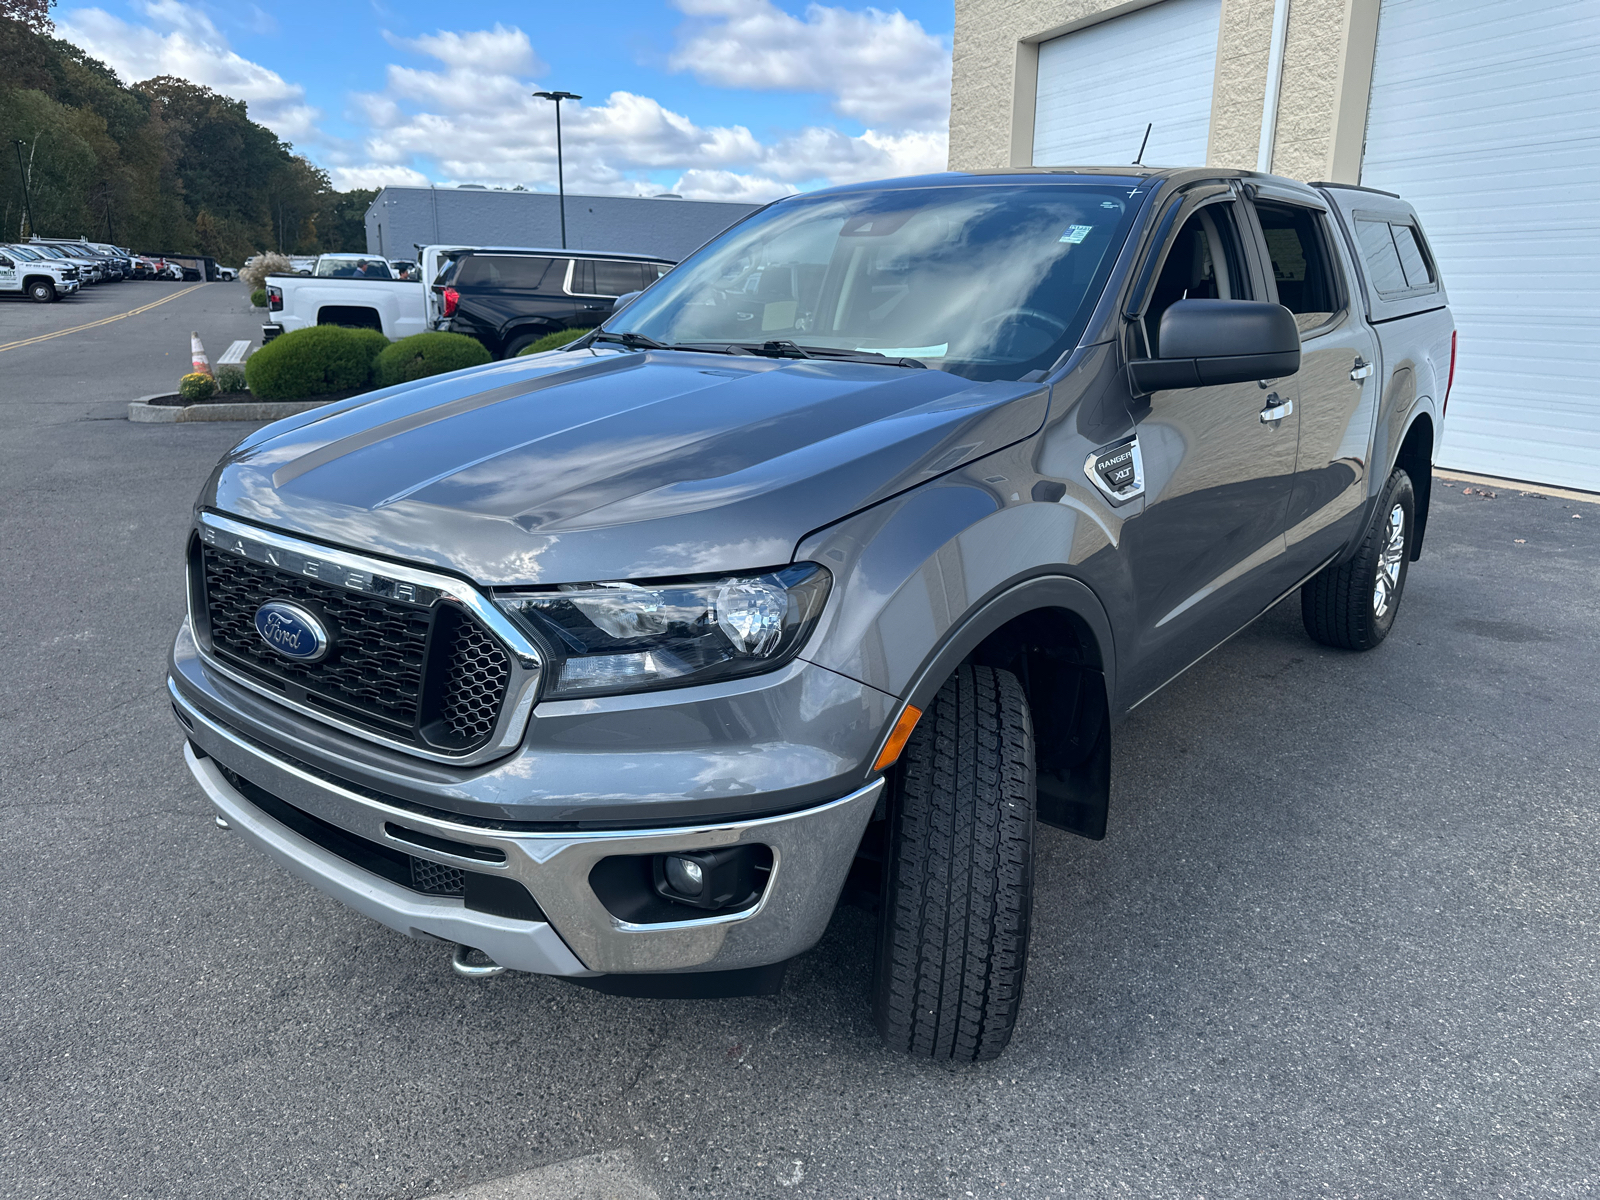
[[169, 167, 1454, 1062]]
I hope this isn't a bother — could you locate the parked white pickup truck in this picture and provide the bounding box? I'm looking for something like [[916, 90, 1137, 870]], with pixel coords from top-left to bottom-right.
[[262, 247, 468, 342], [0, 244, 81, 301]]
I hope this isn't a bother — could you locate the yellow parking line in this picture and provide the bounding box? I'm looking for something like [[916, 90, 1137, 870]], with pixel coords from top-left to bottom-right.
[[0, 283, 210, 353]]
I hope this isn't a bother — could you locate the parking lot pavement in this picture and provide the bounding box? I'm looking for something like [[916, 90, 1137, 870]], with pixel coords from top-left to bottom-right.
[[0, 281, 264, 417], [2, 296, 1597, 1198]]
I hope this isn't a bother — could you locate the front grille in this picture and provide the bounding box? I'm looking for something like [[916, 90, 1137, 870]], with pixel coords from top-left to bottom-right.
[[196, 541, 513, 754]]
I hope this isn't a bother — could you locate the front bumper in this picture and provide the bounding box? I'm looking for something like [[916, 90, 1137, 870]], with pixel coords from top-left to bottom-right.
[[173, 679, 881, 976]]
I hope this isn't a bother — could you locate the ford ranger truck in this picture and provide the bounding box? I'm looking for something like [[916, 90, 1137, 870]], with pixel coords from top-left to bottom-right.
[[169, 168, 1454, 1062]]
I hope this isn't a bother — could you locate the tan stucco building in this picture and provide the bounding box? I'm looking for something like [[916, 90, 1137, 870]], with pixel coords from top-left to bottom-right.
[[947, 0, 1600, 491]]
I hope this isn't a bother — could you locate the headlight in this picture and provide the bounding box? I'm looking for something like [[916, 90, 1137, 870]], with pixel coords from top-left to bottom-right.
[[495, 563, 831, 699]]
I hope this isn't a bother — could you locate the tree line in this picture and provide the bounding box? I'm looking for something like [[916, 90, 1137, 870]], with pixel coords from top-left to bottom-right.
[[0, 6, 374, 264]]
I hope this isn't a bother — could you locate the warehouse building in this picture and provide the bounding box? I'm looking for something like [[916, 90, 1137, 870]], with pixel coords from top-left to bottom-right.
[[950, 0, 1599, 491], [365, 187, 761, 268]]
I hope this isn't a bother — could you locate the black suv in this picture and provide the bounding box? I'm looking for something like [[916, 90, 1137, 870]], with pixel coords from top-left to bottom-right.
[[437, 248, 674, 358]]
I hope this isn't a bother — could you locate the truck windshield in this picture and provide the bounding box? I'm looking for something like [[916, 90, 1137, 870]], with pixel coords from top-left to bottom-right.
[[609, 182, 1143, 382]]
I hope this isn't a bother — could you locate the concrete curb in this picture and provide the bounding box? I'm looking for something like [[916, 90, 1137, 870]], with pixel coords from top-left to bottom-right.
[[127, 393, 331, 423]]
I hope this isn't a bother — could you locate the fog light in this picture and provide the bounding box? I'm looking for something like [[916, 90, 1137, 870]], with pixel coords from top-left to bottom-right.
[[664, 855, 704, 898], [653, 846, 766, 912]]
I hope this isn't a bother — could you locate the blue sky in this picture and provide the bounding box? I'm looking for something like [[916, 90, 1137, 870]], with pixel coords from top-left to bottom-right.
[[56, 0, 955, 200]]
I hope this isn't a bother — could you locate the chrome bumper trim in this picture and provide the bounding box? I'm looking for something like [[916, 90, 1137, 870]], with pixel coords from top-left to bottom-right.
[[174, 680, 882, 975]]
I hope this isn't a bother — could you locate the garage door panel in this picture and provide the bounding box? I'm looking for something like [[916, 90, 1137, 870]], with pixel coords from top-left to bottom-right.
[[1363, 0, 1600, 490], [1033, 0, 1221, 168]]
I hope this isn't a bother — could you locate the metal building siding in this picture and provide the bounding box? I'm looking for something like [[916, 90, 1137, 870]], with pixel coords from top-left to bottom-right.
[[1361, 0, 1600, 490], [364, 190, 761, 264], [1033, 0, 1223, 168]]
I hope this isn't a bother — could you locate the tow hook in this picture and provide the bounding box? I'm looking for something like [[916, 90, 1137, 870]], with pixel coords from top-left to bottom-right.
[[451, 944, 506, 979]]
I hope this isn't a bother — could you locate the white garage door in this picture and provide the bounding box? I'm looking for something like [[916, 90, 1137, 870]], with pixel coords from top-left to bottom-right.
[[1033, 0, 1222, 168], [1362, 0, 1600, 491]]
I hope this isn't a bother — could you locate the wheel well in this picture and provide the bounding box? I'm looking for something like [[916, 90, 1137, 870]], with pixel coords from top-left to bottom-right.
[[1396, 413, 1434, 560], [23, 273, 54, 289], [966, 607, 1111, 840]]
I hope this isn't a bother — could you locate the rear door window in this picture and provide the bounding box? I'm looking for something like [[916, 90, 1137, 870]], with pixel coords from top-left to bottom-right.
[[570, 259, 652, 297], [1254, 201, 1342, 330]]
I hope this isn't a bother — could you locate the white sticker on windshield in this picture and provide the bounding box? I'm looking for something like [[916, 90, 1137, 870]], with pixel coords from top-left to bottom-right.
[[1059, 225, 1093, 244]]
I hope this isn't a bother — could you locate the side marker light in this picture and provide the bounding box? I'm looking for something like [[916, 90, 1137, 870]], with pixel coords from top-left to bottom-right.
[[873, 704, 923, 772]]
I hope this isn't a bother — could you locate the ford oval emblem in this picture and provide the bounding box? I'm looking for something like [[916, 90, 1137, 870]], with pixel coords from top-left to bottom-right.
[[254, 600, 331, 663]]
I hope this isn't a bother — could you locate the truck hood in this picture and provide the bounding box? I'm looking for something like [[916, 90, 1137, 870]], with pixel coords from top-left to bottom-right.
[[206, 349, 1048, 584]]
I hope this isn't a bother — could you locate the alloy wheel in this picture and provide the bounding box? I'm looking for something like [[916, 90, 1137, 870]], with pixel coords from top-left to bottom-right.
[[1372, 502, 1406, 618]]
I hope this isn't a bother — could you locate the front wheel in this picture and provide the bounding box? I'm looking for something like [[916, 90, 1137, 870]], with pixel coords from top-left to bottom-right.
[[873, 664, 1036, 1062], [1302, 467, 1415, 650], [29, 280, 57, 303]]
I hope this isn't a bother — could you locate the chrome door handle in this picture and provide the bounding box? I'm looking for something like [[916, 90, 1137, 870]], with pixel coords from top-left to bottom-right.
[[1350, 358, 1374, 381], [1260, 395, 1292, 423]]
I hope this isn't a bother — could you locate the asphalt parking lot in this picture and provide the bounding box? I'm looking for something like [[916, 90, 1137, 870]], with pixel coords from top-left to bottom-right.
[[1, 285, 1596, 1199]]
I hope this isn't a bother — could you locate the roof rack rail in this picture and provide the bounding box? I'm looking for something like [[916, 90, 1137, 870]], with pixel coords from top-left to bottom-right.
[[1309, 181, 1400, 199]]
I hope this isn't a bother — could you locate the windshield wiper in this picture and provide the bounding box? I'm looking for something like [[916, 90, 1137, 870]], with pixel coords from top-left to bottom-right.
[[588, 329, 673, 351], [718, 341, 927, 368]]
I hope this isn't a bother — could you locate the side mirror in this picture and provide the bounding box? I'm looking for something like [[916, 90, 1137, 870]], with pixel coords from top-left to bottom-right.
[[1128, 299, 1301, 393], [610, 289, 642, 314]]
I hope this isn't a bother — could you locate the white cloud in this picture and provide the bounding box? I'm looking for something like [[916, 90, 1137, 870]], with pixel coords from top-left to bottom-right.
[[57, 2, 319, 140], [670, 0, 951, 131], [55, 5, 953, 201]]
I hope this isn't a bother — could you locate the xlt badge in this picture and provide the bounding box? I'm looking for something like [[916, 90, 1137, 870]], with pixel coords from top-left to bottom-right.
[[1084, 437, 1145, 505]]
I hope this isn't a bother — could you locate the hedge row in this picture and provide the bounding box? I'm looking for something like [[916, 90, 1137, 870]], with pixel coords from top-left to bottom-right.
[[244, 327, 491, 401], [517, 327, 592, 356]]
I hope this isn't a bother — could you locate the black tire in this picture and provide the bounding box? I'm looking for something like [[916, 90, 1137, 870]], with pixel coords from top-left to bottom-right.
[[1302, 467, 1416, 650], [873, 663, 1035, 1062], [29, 279, 56, 303]]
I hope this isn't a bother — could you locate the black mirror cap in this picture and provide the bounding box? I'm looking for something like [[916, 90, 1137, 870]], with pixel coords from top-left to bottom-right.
[[1129, 299, 1302, 393], [1159, 298, 1301, 359]]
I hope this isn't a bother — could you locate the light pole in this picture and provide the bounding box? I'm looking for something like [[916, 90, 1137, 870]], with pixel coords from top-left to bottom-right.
[[532, 90, 581, 249], [13, 140, 37, 240]]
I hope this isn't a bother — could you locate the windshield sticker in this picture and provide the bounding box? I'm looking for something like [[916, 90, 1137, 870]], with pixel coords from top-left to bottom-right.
[[1059, 225, 1094, 244], [860, 344, 949, 358]]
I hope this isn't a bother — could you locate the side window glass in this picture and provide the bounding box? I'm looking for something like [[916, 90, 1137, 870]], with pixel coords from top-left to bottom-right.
[[1255, 202, 1341, 330], [1144, 203, 1249, 355], [593, 260, 647, 296], [1390, 225, 1436, 289], [1355, 219, 1408, 294], [570, 260, 596, 294], [495, 256, 557, 289]]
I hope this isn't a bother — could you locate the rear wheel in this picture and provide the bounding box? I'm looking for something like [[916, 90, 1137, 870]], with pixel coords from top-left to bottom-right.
[[29, 279, 56, 303], [872, 664, 1036, 1062], [1302, 467, 1415, 650]]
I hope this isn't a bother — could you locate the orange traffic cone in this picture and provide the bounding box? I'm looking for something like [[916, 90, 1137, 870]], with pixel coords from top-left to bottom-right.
[[190, 331, 213, 377]]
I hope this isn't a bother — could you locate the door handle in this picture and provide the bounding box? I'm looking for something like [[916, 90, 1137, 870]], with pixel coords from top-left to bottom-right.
[[1260, 394, 1292, 423], [1350, 357, 1374, 381]]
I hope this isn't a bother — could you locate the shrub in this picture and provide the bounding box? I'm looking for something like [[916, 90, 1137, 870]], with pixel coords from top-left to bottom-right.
[[372, 331, 493, 388], [245, 325, 389, 401], [250, 287, 267, 309], [517, 327, 593, 356], [241, 252, 292, 290], [179, 372, 216, 402], [215, 364, 247, 394]]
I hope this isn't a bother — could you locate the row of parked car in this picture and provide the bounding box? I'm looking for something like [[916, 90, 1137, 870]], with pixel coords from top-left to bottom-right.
[[0, 237, 238, 302], [262, 247, 672, 358]]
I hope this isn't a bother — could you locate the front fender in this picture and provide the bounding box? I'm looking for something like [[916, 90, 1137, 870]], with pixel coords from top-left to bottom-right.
[[794, 448, 1124, 711]]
